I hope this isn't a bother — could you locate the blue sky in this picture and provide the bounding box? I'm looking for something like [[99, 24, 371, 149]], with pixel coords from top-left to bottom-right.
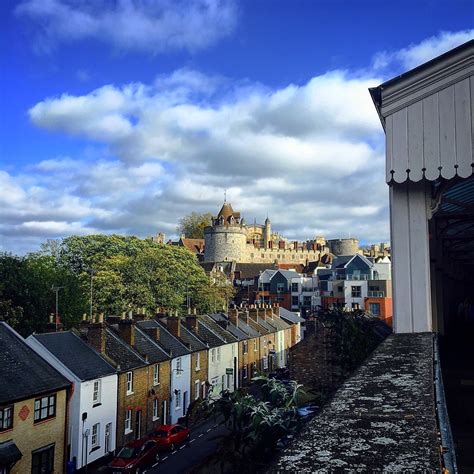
[[1, 0, 473, 254]]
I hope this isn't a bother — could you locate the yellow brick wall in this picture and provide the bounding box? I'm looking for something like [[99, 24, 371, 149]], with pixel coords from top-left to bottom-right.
[[146, 361, 171, 433], [0, 389, 68, 474], [190, 351, 208, 400]]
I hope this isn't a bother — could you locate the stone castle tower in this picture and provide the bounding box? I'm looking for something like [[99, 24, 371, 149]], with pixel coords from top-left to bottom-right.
[[204, 201, 247, 262]]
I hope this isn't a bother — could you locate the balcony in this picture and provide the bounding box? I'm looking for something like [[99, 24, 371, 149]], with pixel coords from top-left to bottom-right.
[[367, 291, 385, 297]]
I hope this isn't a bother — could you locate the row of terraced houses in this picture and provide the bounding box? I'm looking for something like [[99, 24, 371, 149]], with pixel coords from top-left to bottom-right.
[[0, 304, 303, 473]]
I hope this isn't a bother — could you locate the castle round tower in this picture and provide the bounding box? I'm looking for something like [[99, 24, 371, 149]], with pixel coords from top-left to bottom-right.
[[204, 202, 247, 262], [327, 238, 360, 256]]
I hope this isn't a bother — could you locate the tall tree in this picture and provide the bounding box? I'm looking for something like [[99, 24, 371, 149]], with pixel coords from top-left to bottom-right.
[[177, 212, 213, 239]]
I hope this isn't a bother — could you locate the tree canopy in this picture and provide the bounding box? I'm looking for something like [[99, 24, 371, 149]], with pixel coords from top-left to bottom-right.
[[1, 234, 233, 335], [177, 212, 212, 239]]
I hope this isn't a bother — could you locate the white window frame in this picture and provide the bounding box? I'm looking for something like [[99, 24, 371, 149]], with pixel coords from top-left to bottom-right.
[[216, 347, 221, 362], [153, 398, 159, 421], [253, 339, 257, 352], [176, 357, 182, 376], [91, 423, 100, 448], [126, 371, 133, 395], [211, 348, 215, 363], [92, 379, 101, 404], [243, 364, 248, 379], [195, 352, 200, 371], [153, 364, 160, 385], [263, 356, 268, 370], [243, 341, 248, 354], [125, 409, 132, 434], [175, 390, 181, 410], [195, 380, 200, 400]]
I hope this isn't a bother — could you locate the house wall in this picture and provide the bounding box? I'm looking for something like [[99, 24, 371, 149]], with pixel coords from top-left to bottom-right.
[[365, 297, 393, 327], [146, 361, 171, 434], [116, 366, 149, 448], [0, 390, 68, 474], [190, 350, 208, 401], [170, 355, 191, 424], [207, 343, 237, 399], [239, 337, 260, 385]]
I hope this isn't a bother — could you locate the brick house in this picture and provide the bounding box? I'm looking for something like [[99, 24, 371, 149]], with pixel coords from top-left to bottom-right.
[[1, 322, 71, 474], [82, 316, 150, 448]]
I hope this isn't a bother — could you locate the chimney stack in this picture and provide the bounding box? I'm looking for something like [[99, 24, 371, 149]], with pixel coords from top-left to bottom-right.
[[87, 318, 106, 353], [228, 306, 239, 327], [186, 315, 198, 334], [167, 316, 181, 338], [118, 317, 135, 346]]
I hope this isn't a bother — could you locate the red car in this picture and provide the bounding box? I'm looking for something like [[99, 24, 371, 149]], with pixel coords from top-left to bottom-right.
[[108, 438, 160, 473], [149, 424, 190, 451]]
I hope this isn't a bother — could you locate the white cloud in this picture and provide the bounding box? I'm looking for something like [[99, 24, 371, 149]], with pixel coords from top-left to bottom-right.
[[373, 29, 474, 72], [16, 0, 238, 54]]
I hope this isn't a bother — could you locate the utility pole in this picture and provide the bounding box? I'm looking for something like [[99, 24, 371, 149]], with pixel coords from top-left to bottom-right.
[[51, 285, 64, 331], [88, 269, 96, 319]]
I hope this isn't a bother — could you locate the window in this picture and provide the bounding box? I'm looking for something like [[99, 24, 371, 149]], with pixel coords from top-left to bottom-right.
[[263, 337, 267, 348], [216, 347, 221, 362], [292, 296, 299, 307], [263, 356, 268, 370], [276, 282, 285, 292], [176, 357, 182, 375], [0, 405, 13, 431], [195, 352, 200, 371], [243, 364, 248, 379], [175, 390, 181, 409], [93, 380, 101, 404], [352, 303, 360, 310], [351, 286, 361, 298], [125, 409, 132, 433], [34, 394, 56, 423], [253, 339, 257, 352], [126, 371, 133, 395], [91, 423, 100, 448], [31, 444, 54, 474], [211, 348, 215, 363], [153, 399, 159, 420], [291, 282, 299, 292], [303, 296, 312, 307], [153, 364, 160, 385], [252, 362, 257, 376], [195, 380, 200, 400], [369, 303, 381, 316], [243, 341, 248, 354]]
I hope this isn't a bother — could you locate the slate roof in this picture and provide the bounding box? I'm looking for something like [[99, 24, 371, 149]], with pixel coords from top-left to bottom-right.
[[179, 324, 208, 352], [247, 316, 271, 335], [271, 269, 300, 281], [200, 314, 238, 344], [332, 255, 354, 269], [30, 330, 115, 382], [273, 333, 440, 472], [100, 327, 147, 371], [134, 326, 170, 363], [234, 263, 278, 279], [208, 313, 249, 340], [138, 320, 190, 358], [233, 315, 261, 338], [279, 308, 305, 324], [0, 323, 71, 404], [265, 315, 291, 331], [193, 320, 226, 348]]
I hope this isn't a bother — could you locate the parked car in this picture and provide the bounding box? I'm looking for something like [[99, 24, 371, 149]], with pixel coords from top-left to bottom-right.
[[108, 439, 159, 473], [149, 424, 190, 451]]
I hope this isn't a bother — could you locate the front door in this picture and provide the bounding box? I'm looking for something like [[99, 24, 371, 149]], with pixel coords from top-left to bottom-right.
[[183, 391, 188, 416], [161, 400, 167, 424], [104, 423, 112, 453], [135, 410, 142, 439]]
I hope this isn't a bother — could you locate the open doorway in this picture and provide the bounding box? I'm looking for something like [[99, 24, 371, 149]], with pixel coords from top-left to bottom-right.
[[430, 175, 474, 472]]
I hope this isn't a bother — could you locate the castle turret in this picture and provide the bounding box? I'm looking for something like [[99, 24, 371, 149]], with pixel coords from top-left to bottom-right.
[[264, 217, 271, 249]]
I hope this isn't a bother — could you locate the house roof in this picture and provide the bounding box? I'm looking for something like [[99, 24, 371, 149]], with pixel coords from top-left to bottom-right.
[[180, 238, 205, 254], [0, 323, 71, 404], [265, 315, 291, 331], [208, 313, 249, 340], [271, 269, 300, 281], [200, 314, 238, 343], [133, 326, 170, 363], [217, 201, 240, 221], [138, 319, 190, 357], [30, 330, 115, 382], [193, 319, 226, 348], [101, 327, 147, 371], [279, 308, 305, 324], [234, 263, 278, 279], [178, 324, 208, 352]]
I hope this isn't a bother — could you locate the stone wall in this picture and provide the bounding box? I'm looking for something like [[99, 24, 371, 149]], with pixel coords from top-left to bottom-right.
[[204, 225, 247, 262], [327, 238, 360, 256]]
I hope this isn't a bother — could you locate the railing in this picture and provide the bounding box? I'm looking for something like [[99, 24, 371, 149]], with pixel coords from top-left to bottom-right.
[[367, 291, 385, 297], [344, 274, 369, 280]]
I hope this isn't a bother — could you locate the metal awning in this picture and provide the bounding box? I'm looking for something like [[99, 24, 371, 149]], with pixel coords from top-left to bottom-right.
[[0, 440, 22, 467]]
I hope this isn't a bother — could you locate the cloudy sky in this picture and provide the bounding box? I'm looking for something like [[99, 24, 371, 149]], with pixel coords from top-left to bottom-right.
[[1, 0, 473, 254]]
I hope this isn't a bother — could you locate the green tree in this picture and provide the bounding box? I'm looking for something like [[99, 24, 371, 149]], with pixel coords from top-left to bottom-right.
[[177, 212, 212, 239]]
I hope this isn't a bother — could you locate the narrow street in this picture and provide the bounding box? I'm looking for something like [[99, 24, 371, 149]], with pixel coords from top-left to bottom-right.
[[144, 417, 231, 474]]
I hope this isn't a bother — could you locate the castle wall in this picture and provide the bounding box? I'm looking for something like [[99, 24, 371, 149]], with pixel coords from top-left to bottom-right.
[[327, 238, 359, 256], [242, 245, 323, 264]]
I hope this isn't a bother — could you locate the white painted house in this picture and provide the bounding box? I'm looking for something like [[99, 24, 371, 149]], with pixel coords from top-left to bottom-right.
[[27, 331, 117, 470]]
